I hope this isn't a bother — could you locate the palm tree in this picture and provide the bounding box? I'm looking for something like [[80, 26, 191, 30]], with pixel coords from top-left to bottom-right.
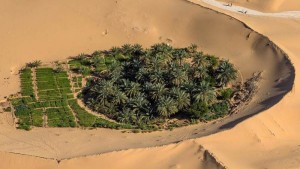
[[170, 68, 188, 86], [192, 52, 207, 68], [192, 81, 216, 105], [216, 60, 237, 87], [128, 93, 149, 114], [118, 108, 135, 124], [26, 60, 42, 68], [77, 66, 90, 76], [75, 43, 238, 128], [172, 48, 188, 65], [206, 55, 219, 70], [91, 55, 104, 66], [151, 43, 172, 54], [124, 81, 141, 97], [151, 43, 173, 63], [182, 81, 195, 96], [108, 62, 123, 82], [193, 65, 208, 81], [136, 67, 149, 83], [132, 44, 143, 56], [149, 69, 165, 84], [170, 88, 190, 110], [113, 90, 128, 104], [74, 53, 86, 61], [122, 44, 132, 55], [187, 44, 198, 54], [157, 96, 178, 118], [89, 80, 114, 107], [110, 46, 122, 56], [33, 60, 42, 67], [92, 50, 102, 57], [149, 56, 164, 70], [150, 83, 167, 101]]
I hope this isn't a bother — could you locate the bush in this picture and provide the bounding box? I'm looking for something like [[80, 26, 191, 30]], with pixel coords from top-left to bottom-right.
[[220, 88, 233, 100], [187, 102, 209, 119], [17, 123, 31, 131], [3, 107, 11, 112], [211, 101, 229, 116]]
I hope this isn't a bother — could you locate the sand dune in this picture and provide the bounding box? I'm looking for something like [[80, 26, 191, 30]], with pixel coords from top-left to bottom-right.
[[0, 0, 292, 160], [0, 0, 299, 168], [188, 1, 300, 168], [218, 0, 300, 12], [0, 141, 225, 169], [58, 141, 225, 169]]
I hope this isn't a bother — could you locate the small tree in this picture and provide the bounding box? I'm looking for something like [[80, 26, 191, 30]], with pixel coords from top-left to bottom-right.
[[26, 60, 42, 68]]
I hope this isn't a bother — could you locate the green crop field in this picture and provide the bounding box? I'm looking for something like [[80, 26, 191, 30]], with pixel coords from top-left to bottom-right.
[[11, 67, 123, 130], [46, 107, 76, 127], [72, 76, 83, 93], [20, 69, 35, 98]]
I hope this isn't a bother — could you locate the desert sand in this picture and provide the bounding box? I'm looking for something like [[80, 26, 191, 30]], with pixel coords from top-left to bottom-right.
[[0, 0, 299, 168]]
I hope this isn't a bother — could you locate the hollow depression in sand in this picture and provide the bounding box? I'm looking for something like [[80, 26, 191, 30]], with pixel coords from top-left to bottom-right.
[[0, 0, 294, 162]]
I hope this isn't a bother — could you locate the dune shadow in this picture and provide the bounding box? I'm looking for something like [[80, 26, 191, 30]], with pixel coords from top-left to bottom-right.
[[219, 58, 295, 130]]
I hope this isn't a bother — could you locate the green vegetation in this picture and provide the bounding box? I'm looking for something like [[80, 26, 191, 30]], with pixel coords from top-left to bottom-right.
[[77, 43, 237, 129], [72, 76, 83, 93], [36, 68, 72, 101], [26, 60, 42, 68], [20, 68, 35, 97], [11, 43, 238, 131], [68, 99, 96, 127], [68, 45, 133, 77], [3, 106, 11, 112], [46, 107, 76, 127], [12, 67, 124, 130]]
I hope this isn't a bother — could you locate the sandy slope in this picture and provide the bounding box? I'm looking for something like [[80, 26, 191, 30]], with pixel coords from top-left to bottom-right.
[[0, 141, 224, 169], [0, 0, 298, 168], [58, 140, 226, 169], [189, 1, 300, 168], [218, 0, 300, 12]]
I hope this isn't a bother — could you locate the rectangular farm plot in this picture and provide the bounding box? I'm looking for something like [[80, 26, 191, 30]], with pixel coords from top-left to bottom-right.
[[46, 107, 76, 127], [36, 68, 73, 101], [12, 67, 78, 129], [12, 99, 44, 130], [20, 69, 35, 98], [31, 109, 44, 127], [35, 68, 77, 127], [68, 99, 97, 127], [72, 76, 83, 93]]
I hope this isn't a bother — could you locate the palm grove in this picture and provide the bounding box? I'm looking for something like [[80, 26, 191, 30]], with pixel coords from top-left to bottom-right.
[[72, 43, 237, 129]]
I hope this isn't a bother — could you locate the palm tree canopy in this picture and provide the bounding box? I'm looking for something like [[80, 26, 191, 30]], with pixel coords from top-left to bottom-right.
[[81, 43, 237, 127]]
